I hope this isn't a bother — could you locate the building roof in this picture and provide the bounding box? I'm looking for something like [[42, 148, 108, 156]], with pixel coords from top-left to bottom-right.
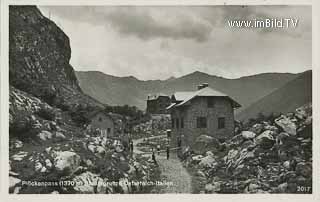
[[172, 91, 194, 101], [88, 110, 123, 122], [168, 87, 241, 109], [147, 93, 169, 101]]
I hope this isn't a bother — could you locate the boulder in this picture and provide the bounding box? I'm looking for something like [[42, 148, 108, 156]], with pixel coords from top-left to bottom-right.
[[275, 116, 297, 136], [277, 182, 288, 193], [191, 155, 204, 164], [205, 181, 221, 193], [255, 130, 275, 149], [283, 161, 290, 170], [73, 171, 107, 194], [193, 135, 220, 154], [241, 131, 256, 140], [87, 144, 96, 153], [37, 130, 53, 141], [9, 177, 22, 193], [54, 151, 81, 175], [45, 159, 53, 169], [250, 124, 264, 134], [34, 161, 43, 172], [55, 131, 66, 140], [11, 151, 28, 161], [96, 146, 106, 155], [12, 139, 23, 149], [9, 176, 21, 190], [199, 155, 217, 168], [296, 162, 312, 178]]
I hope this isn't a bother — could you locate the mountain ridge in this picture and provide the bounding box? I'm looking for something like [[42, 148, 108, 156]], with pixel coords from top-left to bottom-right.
[[76, 70, 304, 111], [236, 70, 312, 121]]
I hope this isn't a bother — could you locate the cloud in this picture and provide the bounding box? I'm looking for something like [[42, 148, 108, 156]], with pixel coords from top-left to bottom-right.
[[37, 5, 312, 80], [40, 6, 213, 42]]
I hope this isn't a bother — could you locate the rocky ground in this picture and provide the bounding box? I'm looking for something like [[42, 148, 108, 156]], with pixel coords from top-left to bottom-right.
[[9, 87, 160, 194], [181, 103, 312, 194]]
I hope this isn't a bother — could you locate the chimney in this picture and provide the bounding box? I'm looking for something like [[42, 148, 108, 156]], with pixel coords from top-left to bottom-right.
[[197, 83, 209, 90]]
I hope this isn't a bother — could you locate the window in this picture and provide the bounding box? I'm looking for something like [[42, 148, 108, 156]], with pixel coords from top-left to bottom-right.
[[107, 128, 111, 133], [181, 118, 184, 128], [99, 117, 103, 122], [197, 117, 207, 128], [172, 119, 175, 128], [176, 118, 180, 129], [207, 98, 215, 108], [218, 117, 226, 129]]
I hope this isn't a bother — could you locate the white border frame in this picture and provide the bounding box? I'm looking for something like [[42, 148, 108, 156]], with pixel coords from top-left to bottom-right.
[[1, 1, 319, 202]]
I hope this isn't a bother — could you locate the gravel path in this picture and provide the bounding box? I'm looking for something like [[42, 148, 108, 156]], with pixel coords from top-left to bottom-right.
[[155, 153, 192, 193], [133, 136, 192, 193]]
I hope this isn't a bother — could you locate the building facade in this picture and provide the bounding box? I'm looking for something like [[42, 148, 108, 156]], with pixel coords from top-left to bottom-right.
[[89, 111, 115, 138], [146, 94, 171, 114], [167, 84, 241, 151]]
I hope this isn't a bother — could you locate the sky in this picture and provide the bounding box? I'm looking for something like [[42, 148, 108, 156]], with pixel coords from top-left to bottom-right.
[[39, 5, 312, 80]]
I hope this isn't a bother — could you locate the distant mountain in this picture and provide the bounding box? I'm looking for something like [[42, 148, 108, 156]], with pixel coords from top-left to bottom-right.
[[236, 70, 312, 121], [76, 70, 300, 112]]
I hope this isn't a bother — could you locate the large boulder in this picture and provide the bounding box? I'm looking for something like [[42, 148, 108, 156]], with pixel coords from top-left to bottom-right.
[[199, 154, 218, 169], [241, 131, 256, 140], [275, 115, 297, 136], [255, 130, 275, 149], [193, 135, 220, 154], [73, 171, 107, 194], [54, 151, 81, 175]]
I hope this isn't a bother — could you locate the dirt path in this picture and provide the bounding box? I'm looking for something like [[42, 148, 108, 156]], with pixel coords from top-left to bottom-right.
[[133, 136, 192, 193]]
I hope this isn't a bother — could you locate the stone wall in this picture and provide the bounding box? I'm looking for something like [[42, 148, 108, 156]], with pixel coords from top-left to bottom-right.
[[170, 97, 235, 150]]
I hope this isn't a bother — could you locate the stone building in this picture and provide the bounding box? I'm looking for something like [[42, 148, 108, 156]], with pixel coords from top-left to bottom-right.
[[146, 93, 171, 114], [88, 111, 125, 138], [167, 83, 241, 151]]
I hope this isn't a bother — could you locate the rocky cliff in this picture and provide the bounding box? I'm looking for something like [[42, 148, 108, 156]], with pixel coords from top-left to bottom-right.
[[9, 6, 101, 109]]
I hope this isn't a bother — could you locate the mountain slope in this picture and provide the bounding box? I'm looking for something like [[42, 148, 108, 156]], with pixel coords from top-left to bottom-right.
[[76, 70, 298, 111], [9, 6, 102, 109], [236, 70, 312, 121]]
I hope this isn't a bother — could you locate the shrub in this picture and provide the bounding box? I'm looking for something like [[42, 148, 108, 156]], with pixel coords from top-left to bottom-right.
[[35, 105, 56, 121]]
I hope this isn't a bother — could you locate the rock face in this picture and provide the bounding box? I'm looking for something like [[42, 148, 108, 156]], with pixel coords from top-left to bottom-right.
[[9, 6, 102, 109]]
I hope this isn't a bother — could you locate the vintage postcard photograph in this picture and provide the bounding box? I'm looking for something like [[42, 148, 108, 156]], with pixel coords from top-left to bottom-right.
[[2, 0, 317, 198]]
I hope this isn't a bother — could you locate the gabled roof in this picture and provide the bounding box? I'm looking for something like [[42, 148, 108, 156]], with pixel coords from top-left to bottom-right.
[[88, 110, 124, 122], [172, 91, 194, 101], [170, 87, 241, 109]]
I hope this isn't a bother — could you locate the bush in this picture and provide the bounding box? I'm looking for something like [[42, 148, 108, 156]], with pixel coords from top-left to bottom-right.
[[35, 106, 56, 121], [9, 111, 39, 140], [70, 104, 91, 127]]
